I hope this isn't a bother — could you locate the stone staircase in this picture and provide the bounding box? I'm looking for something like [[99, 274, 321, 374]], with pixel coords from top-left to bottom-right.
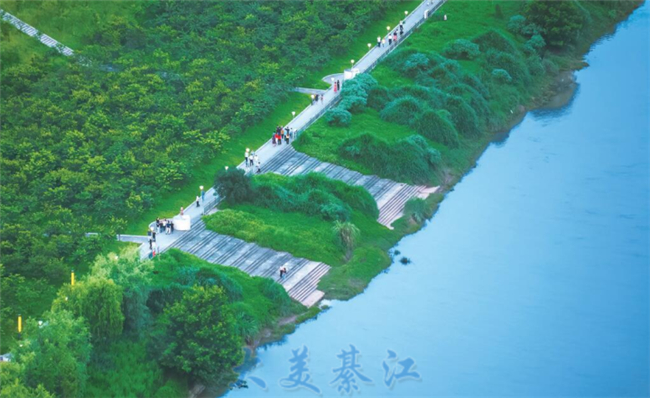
[[167, 220, 329, 307], [257, 145, 438, 228]]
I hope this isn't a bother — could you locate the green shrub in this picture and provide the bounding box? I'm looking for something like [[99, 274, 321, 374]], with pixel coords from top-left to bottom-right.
[[411, 110, 460, 148], [430, 59, 463, 86], [443, 39, 481, 60], [326, 107, 352, 126], [462, 74, 491, 99], [214, 168, 254, 204], [404, 198, 429, 223], [526, 55, 545, 76], [485, 50, 531, 84], [507, 15, 526, 35], [338, 133, 440, 184], [444, 96, 482, 138], [367, 85, 391, 111], [473, 29, 517, 54], [524, 34, 546, 54], [543, 58, 560, 75], [380, 96, 424, 125], [525, 0, 585, 48], [258, 278, 292, 313], [391, 85, 444, 109], [401, 53, 430, 76], [340, 95, 367, 114], [492, 68, 513, 83]]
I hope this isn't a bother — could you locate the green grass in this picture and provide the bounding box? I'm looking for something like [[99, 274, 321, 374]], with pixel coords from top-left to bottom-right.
[[205, 204, 397, 268], [124, 92, 310, 235]]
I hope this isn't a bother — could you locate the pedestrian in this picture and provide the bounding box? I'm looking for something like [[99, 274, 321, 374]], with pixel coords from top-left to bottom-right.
[[382, 38, 386, 47], [320, 94, 324, 104], [196, 195, 200, 207], [152, 230, 156, 242], [377, 35, 381, 47], [170, 220, 174, 234], [388, 36, 392, 46], [245, 150, 249, 167], [393, 32, 398, 44], [289, 128, 294, 140], [180, 206, 184, 216], [285, 132, 290, 145], [254, 152, 259, 166], [256, 160, 261, 174], [149, 237, 153, 250], [147, 228, 151, 238], [272, 134, 276, 146], [337, 80, 341, 91], [279, 267, 284, 279], [277, 132, 282, 145]]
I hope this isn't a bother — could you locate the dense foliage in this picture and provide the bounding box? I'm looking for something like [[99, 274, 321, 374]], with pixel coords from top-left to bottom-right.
[[0, 0, 398, 337]]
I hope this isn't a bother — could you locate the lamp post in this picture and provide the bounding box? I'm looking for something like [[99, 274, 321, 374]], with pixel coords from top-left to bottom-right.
[[17, 314, 22, 337], [71, 269, 75, 286], [292, 111, 296, 118], [311, 94, 315, 104], [367, 43, 371, 49], [387, 26, 390, 32], [225, 166, 229, 171], [351, 59, 355, 66], [405, 10, 409, 16]]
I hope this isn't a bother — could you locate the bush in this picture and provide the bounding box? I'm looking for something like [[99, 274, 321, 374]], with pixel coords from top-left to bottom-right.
[[462, 74, 491, 99], [380, 96, 424, 125], [325, 107, 352, 126], [525, 0, 585, 48], [492, 68, 513, 83], [391, 85, 444, 109], [524, 34, 546, 54], [367, 85, 391, 111], [340, 95, 367, 114], [401, 53, 430, 76], [404, 198, 429, 223], [320, 203, 350, 221], [430, 59, 463, 86], [338, 133, 440, 184], [543, 58, 559, 75], [340, 73, 377, 99], [444, 96, 481, 138], [411, 110, 460, 148], [526, 56, 545, 76], [443, 39, 480, 60], [507, 15, 526, 35], [215, 168, 254, 204], [473, 29, 517, 54], [485, 50, 530, 84]]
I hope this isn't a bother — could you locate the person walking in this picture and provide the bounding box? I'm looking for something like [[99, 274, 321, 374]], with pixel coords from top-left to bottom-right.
[[320, 94, 324, 104], [196, 195, 200, 207], [245, 149, 250, 167], [256, 159, 261, 174], [393, 31, 398, 44], [377, 35, 381, 48], [388, 35, 392, 46], [180, 206, 184, 216], [170, 220, 174, 234], [382, 38, 386, 47], [152, 230, 156, 242], [149, 237, 153, 250]]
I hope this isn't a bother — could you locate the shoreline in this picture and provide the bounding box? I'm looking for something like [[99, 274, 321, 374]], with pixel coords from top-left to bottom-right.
[[215, 4, 642, 395]]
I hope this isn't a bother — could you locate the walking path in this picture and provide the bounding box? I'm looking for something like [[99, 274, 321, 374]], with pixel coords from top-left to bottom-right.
[[123, 0, 446, 306], [0, 9, 74, 56]]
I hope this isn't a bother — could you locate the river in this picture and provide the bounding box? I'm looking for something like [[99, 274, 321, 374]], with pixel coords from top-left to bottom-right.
[[225, 4, 650, 397]]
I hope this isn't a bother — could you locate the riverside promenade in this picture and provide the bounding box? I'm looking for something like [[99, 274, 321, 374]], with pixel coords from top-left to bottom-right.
[[118, 0, 446, 306]]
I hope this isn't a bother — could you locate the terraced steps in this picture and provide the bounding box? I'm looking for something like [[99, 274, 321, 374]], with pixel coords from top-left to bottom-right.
[[260, 146, 436, 228], [168, 220, 330, 307]]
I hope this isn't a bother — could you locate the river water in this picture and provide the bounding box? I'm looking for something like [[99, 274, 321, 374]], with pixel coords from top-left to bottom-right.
[[225, 4, 649, 397]]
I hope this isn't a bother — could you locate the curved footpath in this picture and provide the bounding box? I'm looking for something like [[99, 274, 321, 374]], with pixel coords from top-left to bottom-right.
[[126, 0, 446, 307]]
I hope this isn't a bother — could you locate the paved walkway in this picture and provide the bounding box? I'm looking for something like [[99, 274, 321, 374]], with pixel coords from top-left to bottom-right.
[[127, 0, 446, 306], [1, 9, 74, 56]]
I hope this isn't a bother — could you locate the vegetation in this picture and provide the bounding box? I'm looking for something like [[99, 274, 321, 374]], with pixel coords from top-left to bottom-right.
[[0, 0, 407, 353]]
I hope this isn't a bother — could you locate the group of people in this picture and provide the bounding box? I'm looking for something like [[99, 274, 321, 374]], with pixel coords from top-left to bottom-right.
[[377, 20, 405, 48], [311, 94, 324, 105], [244, 148, 261, 173], [272, 125, 294, 147]]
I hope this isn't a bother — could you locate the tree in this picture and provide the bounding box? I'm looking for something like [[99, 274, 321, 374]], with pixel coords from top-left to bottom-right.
[[91, 252, 153, 333], [157, 285, 242, 384], [332, 221, 360, 260], [13, 310, 91, 398], [214, 168, 254, 204], [526, 0, 584, 48], [0, 363, 54, 398], [411, 109, 460, 148], [52, 277, 124, 341]]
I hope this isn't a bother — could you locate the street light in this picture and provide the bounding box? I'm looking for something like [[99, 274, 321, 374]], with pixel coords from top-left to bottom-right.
[[387, 26, 390, 31], [71, 269, 75, 286], [405, 10, 409, 16], [292, 111, 296, 117], [17, 314, 22, 334], [225, 166, 229, 171], [367, 43, 371, 49], [351, 59, 355, 66], [200, 185, 205, 202]]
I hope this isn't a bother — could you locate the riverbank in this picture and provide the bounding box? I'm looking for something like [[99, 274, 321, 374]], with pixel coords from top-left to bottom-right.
[[207, 1, 643, 308]]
